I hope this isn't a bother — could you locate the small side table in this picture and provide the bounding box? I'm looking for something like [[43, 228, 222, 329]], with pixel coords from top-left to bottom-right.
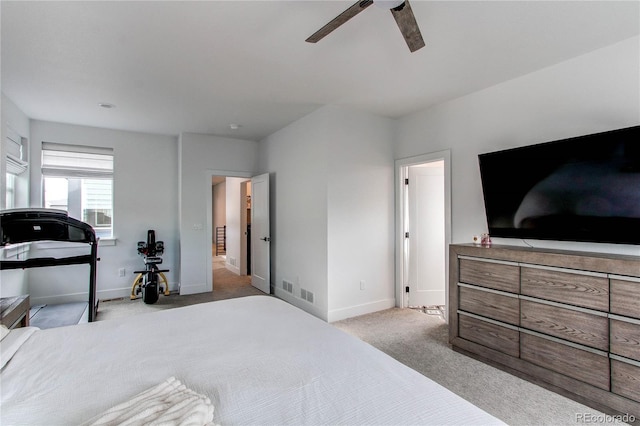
[[0, 295, 30, 329]]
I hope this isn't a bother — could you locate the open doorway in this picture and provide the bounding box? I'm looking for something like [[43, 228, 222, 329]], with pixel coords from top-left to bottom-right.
[[203, 171, 270, 296], [211, 176, 253, 294], [395, 150, 451, 321]]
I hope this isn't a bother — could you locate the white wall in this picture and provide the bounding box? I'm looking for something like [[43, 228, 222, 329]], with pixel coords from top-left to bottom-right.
[[5, 36, 639, 315], [258, 111, 329, 319], [1, 93, 31, 209], [27, 120, 180, 304], [224, 177, 247, 274], [212, 181, 226, 245], [178, 133, 258, 294], [326, 108, 395, 322], [259, 105, 395, 321], [395, 36, 640, 256], [0, 94, 31, 297], [240, 181, 250, 275]]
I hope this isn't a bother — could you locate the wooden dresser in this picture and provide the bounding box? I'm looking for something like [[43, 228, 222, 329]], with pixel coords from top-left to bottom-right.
[[449, 244, 640, 418]]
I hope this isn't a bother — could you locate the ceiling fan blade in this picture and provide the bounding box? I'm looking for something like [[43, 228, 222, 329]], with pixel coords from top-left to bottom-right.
[[306, 0, 373, 43], [390, 0, 425, 52]]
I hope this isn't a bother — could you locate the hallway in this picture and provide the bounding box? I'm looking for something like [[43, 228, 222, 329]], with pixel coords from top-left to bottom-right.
[[212, 255, 258, 297]]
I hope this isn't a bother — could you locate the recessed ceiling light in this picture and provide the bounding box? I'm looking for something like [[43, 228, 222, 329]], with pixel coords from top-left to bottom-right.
[[98, 102, 116, 109], [229, 123, 242, 130]]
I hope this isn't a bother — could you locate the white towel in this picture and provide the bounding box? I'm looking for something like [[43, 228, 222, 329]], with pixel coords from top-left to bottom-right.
[[86, 377, 214, 426]]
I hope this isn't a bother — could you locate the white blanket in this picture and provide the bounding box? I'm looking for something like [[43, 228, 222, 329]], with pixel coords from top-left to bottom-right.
[[0, 326, 38, 369], [1, 296, 504, 425], [85, 377, 214, 426]]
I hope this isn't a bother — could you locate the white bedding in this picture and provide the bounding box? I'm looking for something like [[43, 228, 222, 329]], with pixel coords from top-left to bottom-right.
[[0, 325, 38, 370], [84, 376, 214, 425], [1, 296, 503, 425]]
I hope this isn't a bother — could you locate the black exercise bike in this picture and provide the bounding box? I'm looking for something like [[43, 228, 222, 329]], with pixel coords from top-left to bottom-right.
[[130, 230, 170, 304]]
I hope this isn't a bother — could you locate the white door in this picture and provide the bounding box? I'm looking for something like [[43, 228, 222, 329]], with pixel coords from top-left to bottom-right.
[[251, 173, 270, 293], [407, 161, 445, 306]]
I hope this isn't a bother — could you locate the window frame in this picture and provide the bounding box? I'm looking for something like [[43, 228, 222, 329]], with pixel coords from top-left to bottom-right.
[[41, 143, 115, 240], [5, 172, 16, 209]]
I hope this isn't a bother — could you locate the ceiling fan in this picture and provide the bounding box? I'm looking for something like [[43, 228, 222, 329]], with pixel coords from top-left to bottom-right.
[[306, 0, 425, 53]]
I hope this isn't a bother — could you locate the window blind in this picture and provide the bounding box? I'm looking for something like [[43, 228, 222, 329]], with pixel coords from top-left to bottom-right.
[[41, 142, 113, 178], [5, 128, 28, 175]]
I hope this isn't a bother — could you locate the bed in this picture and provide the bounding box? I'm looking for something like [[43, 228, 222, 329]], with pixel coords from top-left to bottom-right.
[[1, 295, 504, 425]]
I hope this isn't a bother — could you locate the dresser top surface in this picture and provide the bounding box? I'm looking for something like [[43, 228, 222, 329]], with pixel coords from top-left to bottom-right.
[[451, 244, 640, 277]]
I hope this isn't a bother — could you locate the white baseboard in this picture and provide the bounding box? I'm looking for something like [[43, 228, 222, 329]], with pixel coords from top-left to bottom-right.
[[31, 283, 179, 305], [98, 287, 136, 301], [328, 298, 396, 323], [225, 264, 240, 275], [179, 283, 208, 295], [273, 287, 327, 321], [31, 292, 91, 306]]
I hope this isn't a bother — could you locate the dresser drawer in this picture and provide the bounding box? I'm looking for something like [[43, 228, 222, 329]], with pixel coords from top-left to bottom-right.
[[520, 332, 610, 390], [459, 285, 519, 325], [521, 266, 608, 311], [611, 358, 640, 402], [459, 258, 520, 293], [610, 277, 640, 319], [459, 313, 519, 357], [610, 318, 640, 362], [520, 299, 608, 351]]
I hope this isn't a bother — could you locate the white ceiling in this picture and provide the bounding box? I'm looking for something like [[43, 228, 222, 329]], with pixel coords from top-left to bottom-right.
[[2, 1, 638, 141]]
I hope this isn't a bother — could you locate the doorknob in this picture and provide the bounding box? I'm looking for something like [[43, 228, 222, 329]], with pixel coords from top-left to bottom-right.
[[260, 237, 270, 242]]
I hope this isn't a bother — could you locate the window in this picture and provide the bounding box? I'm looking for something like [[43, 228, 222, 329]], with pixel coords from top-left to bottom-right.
[[42, 143, 114, 238], [5, 173, 16, 209], [5, 127, 28, 209]]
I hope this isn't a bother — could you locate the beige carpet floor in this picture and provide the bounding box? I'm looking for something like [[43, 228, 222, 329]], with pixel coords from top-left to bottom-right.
[[333, 308, 626, 426], [97, 265, 263, 321]]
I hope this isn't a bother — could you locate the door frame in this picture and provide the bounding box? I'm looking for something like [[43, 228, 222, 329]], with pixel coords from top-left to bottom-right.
[[395, 150, 452, 319], [206, 170, 253, 292]]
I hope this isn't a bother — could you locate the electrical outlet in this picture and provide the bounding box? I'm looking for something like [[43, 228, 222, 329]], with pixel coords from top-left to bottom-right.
[[360, 280, 365, 290], [118, 268, 126, 277]]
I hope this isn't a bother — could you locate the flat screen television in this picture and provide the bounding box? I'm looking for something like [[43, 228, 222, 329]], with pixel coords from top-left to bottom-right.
[[478, 125, 640, 245]]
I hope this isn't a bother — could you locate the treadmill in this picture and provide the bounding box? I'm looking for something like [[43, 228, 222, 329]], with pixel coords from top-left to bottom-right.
[[0, 208, 99, 327]]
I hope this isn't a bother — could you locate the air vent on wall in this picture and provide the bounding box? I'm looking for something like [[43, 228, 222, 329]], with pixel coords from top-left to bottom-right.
[[282, 280, 294, 293], [301, 289, 314, 304]]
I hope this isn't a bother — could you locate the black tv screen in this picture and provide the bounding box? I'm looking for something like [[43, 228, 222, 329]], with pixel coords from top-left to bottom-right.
[[478, 125, 640, 245]]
